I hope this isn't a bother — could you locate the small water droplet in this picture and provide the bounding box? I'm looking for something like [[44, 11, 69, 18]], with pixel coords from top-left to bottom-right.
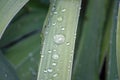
[[53, 34, 65, 44], [41, 55, 44, 58], [61, 27, 65, 31], [45, 31, 48, 34], [53, 49, 56, 52], [44, 70, 47, 73], [66, 42, 70, 46], [53, 73, 58, 77], [52, 23, 56, 26], [57, 17, 63, 21], [29, 53, 33, 57], [47, 68, 53, 72], [52, 62, 57, 66], [61, 9, 66, 12], [53, 11, 58, 14], [5, 73, 7, 77], [48, 50, 52, 53], [52, 54, 59, 59]]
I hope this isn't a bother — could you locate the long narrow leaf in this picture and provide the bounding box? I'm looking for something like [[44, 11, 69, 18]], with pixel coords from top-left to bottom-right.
[[0, 0, 29, 39], [37, 0, 81, 80]]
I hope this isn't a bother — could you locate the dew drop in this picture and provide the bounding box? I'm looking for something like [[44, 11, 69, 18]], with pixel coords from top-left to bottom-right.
[[52, 23, 56, 26], [48, 50, 52, 53], [61, 27, 65, 31], [41, 55, 44, 58], [61, 9, 66, 12], [45, 31, 48, 34], [53, 73, 58, 77], [47, 68, 53, 72], [5, 73, 7, 77], [52, 62, 57, 66], [53, 34, 65, 44], [53, 11, 58, 14], [52, 54, 59, 59], [44, 70, 47, 73], [29, 53, 33, 57], [66, 42, 70, 46], [53, 49, 56, 52], [57, 17, 63, 21]]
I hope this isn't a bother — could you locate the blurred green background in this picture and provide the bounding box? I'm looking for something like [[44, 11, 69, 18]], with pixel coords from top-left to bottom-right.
[[0, 0, 49, 80]]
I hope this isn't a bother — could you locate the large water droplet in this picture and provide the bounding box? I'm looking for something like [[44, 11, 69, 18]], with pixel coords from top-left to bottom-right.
[[52, 54, 59, 59], [53, 34, 65, 44]]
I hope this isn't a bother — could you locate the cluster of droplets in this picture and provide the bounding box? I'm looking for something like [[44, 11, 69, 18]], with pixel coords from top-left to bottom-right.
[[41, 3, 77, 79]]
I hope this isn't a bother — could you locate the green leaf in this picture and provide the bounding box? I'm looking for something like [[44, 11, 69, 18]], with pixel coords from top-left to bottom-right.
[[37, 0, 82, 80], [0, 51, 19, 80], [0, 0, 29, 39], [0, 12, 47, 48], [72, 0, 110, 80]]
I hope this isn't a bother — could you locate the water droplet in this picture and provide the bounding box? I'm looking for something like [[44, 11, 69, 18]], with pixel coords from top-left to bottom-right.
[[66, 42, 70, 46], [52, 23, 56, 26], [52, 62, 57, 66], [45, 31, 48, 34], [52, 54, 59, 59], [47, 68, 53, 72], [53, 49, 56, 52], [53, 73, 58, 77], [44, 70, 47, 73], [53, 11, 58, 14], [29, 53, 33, 57], [41, 55, 44, 58], [61, 9, 66, 12], [48, 50, 52, 53], [53, 34, 65, 44], [61, 27, 65, 31], [57, 17, 63, 21], [5, 73, 7, 77]]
